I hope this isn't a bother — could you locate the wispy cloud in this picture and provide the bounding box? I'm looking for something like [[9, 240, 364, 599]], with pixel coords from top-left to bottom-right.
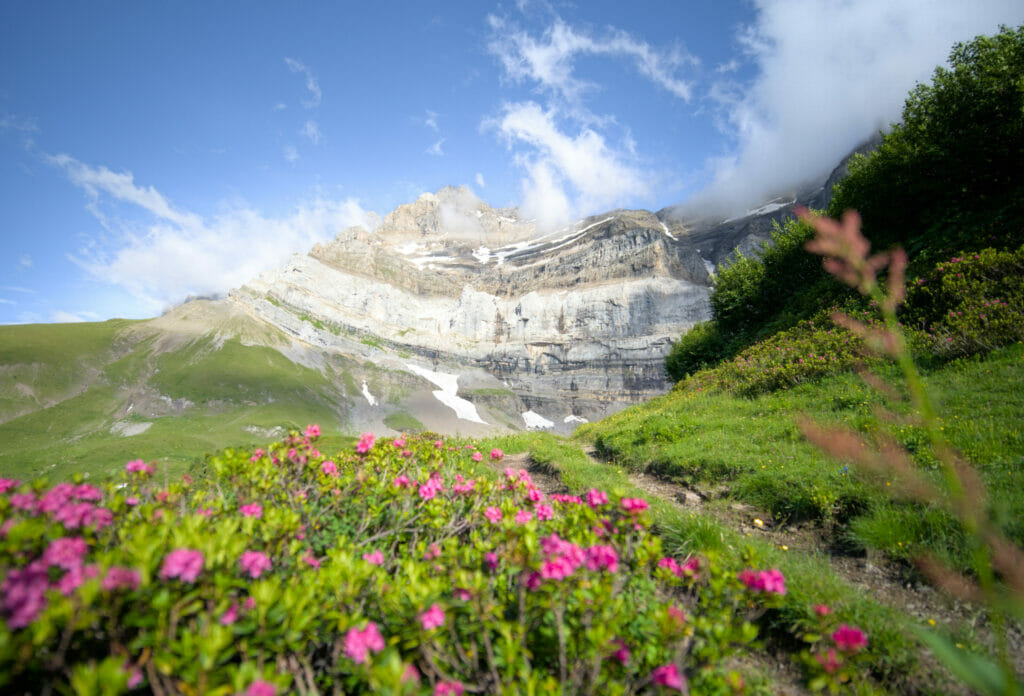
[[19, 255, 32, 269], [284, 57, 322, 108], [688, 0, 1024, 216], [424, 110, 439, 132], [52, 154, 377, 314], [302, 120, 322, 145], [51, 310, 99, 323], [1, 286, 35, 294], [425, 139, 445, 156], [283, 145, 299, 163], [0, 298, 14, 306], [475, 172, 486, 189]]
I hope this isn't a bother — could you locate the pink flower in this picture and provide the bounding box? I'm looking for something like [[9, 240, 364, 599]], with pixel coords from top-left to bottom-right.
[[484, 552, 499, 571], [344, 622, 385, 664], [362, 550, 384, 566], [453, 588, 471, 601], [586, 489, 608, 507], [514, 509, 533, 525], [321, 460, 338, 476], [434, 440, 444, 449], [667, 605, 687, 625], [88, 507, 113, 530], [239, 503, 262, 518], [393, 435, 406, 448], [57, 562, 99, 595], [551, 494, 582, 504], [394, 475, 411, 487], [305, 423, 321, 438], [160, 549, 204, 582], [471, 451, 482, 462], [43, 537, 88, 570], [244, 596, 256, 610], [401, 449, 413, 458], [484, 507, 502, 523], [813, 604, 831, 617], [832, 624, 868, 653], [220, 602, 239, 625], [584, 545, 619, 573], [658, 557, 682, 577], [126, 496, 140, 506], [423, 543, 441, 561], [490, 448, 504, 460], [402, 664, 421, 684], [0, 478, 18, 494], [420, 603, 445, 630], [681, 556, 702, 577], [303, 553, 321, 568], [535, 503, 554, 521], [54, 501, 94, 529], [1, 561, 49, 628], [239, 551, 272, 579], [419, 477, 444, 500], [738, 568, 786, 595], [356, 432, 375, 454], [125, 459, 154, 475], [434, 682, 464, 696], [620, 497, 648, 513], [527, 488, 543, 503], [816, 649, 842, 673], [651, 664, 685, 691], [611, 638, 630, 665], [73, 484, 103, 501], [102, 566, 141, 591], [10, 492, 37, 512], [244, 680, 277, 696]]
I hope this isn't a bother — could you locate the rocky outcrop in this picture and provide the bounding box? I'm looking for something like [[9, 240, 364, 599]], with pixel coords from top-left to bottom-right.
[[229, 187, 712, 427]]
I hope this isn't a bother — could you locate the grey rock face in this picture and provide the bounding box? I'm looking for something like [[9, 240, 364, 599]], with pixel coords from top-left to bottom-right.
[[229, 187, 713, 427]]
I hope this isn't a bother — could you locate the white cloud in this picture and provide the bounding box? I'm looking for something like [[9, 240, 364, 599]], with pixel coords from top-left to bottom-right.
[[273, 102, 287, 111], [0, 298, 14, 306], [487, 15, 695, 114], [53, 155, 378, 314], [19, 255, 32, 268], [51, 310, 98, 323], [424, 110, 439, 132], [302, 120, 322, 145], [425, 139, 445, 156], [284, 57, 322, 108], [475, 172, 486, 188], [689, 0, 1024, 216], [1, 286, 34, 294], [283, 145, 299, 163], [493, 102, 648, 227]]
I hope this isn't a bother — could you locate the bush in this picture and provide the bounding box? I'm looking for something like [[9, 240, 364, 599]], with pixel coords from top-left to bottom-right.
[[0, 429, 786, 695], [665, 321, 730, 381]]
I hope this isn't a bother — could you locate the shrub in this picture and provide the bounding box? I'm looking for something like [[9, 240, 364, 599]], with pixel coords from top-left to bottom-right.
[[665, 321, 730, 381], [0, 429, 785, 695]]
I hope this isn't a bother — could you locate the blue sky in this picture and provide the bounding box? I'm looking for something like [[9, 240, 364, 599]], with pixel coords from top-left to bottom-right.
[[2, 0, 1022, 324]]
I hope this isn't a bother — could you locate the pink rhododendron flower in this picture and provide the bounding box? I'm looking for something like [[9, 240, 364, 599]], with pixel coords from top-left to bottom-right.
[[356, 432, 375, 453], [434, 439, 444, 449], [658, 557, 683, 577], [738, 568, 786, 595], [535, 503, 554, 521], [305, 423, 321, 438], [538, 534, 584, 582], [1, 561, 49, 628], [156, 491, 170, 503], [514, 509, 533, 525], [453, 588, 471, 601], [43, 537, 88, 570], [125, 459, 154, 475], [586, 489, 608, 507], [832, 624, 868, 653], [54, 501, 94, 529], [303, 553, 321, 568], [681, 556, 702, 577], [814, 604, 831, 617], [362, 550, 384, 565], [584, 545, 619, 573], [434, 682, 464, 696], [88, 507, 113, 530], [0, 519, 14, 538], [667, 605, 687, 625], [452, 474, 476, 494], [0, 478, 18, 494], [321, 460, 338, 476], [394, 475, 411, 487], [244, 596, 256, 610], [620, 497, 648, 513], [423, 543, 441, 561], [490, 448, 504, 460], [344, 622, 385, 664], [471, 451, 482, 462], [244, 680, 277, 696], [527, 488, 543, 503], [484, 552, 499, 571], [102, 566, 141, 592], [57, 563, 99, 595], [239, 551, 272, 579], [73, 484, 103, 501], [160, 549, 204, 582], [651, 664, 685, 691], [611, 638, 631, 665], [525, 571, 542, 590], [393, 435, 406, 448], [484, 507, 502, 523], [551, 494, 582, 504], [239, 503, 263, 518], [124, 662, 143, 689], [401, 449, 413, 458], [402, 664, 420, 684], [420, 603, 445, 630], [816, 649, 842, 673], [126, 496, 140, 506], [10, 492, 37, 512], [419, 476, 444, 500], [220, 602, 239, 625]]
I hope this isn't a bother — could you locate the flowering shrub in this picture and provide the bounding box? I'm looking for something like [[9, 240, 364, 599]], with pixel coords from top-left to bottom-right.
[[0, 428, 783, 694]]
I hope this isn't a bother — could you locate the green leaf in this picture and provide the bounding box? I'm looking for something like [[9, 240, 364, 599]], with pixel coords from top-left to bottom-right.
[[912, 626, 1023, 696]]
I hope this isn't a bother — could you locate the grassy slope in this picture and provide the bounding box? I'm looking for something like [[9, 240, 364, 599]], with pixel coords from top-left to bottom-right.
[[0, 322, 347, 482]]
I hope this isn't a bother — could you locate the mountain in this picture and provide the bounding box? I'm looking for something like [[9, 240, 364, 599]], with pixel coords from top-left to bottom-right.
[[0, 146, 871, 479]]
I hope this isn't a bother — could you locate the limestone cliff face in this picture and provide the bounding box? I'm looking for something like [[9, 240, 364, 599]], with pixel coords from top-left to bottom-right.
[[229, 187, 712, 426]]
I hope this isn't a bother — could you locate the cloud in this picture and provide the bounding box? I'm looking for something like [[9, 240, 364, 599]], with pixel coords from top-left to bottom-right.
[[475, 172, 486, 188], [284, 57, 322, 108], [19, 255, 32, 268], [283, 146, 299, 163], [487, 15, 695, 114], [424, 110, 439, 132], [688, 0, 1024, 217], [302, 120, 322, 145], [0, 298, 14, 306], [425, 139, 445, 156], [53, 155, 378, 314], [273, 102, 287, 111], [1, 286, 34, 294], [51, 310, 98, 323], [492, 102, 648, 227]]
